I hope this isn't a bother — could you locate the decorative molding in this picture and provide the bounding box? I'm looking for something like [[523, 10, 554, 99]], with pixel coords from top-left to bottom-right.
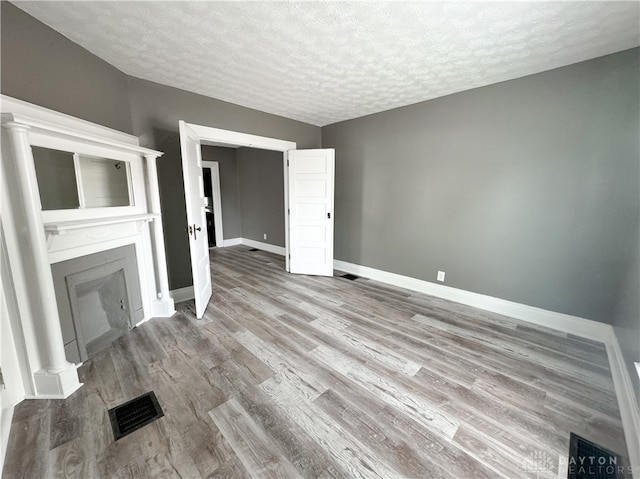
[[44, 214, 157, 234], [1, 95, 139, 145], [150, 298, 175, 318], [606, 331, 640, 474], [32, 366, 83, 399], [2, 97, 170, 400], [170, 286, 195, 303], [240, 238, 286, 256], [333, 258, 639, 471]]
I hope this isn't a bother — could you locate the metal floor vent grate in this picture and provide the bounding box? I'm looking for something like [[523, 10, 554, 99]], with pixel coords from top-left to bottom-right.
[[342, 273, 360, 281], [108, 391, 164, 441], [568, 433, 620, 479]]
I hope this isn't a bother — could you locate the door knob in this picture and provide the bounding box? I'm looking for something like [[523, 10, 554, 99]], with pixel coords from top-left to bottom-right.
[[192, 224, 202, 240]]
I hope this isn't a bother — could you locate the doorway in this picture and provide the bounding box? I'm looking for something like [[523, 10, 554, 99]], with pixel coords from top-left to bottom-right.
[[201, 160, 223, 248], [179, 121, 335, 318]]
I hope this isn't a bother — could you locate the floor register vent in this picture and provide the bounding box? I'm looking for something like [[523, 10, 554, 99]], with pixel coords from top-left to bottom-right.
[[341, 273, 360, 281], [108, 391, 164, 441], [567, 433, 622, 479]]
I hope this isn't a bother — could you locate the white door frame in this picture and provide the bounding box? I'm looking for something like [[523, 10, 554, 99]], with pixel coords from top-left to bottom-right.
[[201, 160, 224, 247], [186, 123, 297, 271]]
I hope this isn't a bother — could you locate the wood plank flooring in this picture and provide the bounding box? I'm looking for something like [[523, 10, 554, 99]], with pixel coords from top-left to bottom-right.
[[3, 246, 630, 478]]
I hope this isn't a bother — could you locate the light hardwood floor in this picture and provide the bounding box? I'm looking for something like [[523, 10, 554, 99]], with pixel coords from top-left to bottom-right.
[[3, 246, 629, 478]]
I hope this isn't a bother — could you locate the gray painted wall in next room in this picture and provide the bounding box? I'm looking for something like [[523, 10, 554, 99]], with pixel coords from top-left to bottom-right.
[[237, 148, 286, 247], [322, 48, 639, 325], [202, 146, 242, 240], [0, 2, 133, 133]]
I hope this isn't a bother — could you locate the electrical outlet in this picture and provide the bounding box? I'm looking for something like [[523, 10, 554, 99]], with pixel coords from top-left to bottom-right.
[[437, 271, 445, 282], [263, 233, 267, 240]]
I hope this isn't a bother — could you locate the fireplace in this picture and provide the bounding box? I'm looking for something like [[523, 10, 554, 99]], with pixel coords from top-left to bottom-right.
[[2, 96, 174, 398], [52, 245, 143, 363]]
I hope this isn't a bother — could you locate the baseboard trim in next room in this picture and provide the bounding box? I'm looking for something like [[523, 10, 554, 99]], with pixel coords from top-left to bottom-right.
[[169, 286, 195, 303]]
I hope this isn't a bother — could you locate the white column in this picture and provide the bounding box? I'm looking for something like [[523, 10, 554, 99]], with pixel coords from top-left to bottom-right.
[[4, 122, 80, 397], [144, 154, 174, 315]]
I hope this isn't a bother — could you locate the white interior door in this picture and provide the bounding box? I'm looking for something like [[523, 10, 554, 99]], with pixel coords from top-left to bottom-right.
[[179, 120, 211, 318], [288, 149, 335, 276]]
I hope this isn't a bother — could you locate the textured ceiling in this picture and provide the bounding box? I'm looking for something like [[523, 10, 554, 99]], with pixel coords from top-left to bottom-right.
[[12, 1, 640, 126]]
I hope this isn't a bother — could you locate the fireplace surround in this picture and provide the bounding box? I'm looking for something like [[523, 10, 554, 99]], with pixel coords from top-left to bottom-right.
[[1, 96, 175, 399]]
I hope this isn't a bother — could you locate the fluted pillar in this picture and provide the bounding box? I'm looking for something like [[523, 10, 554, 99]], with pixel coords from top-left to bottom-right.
[[4, 121, 81, 397], [144, 153, 174, 316]]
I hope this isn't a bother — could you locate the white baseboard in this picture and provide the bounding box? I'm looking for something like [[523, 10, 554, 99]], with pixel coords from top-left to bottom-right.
[[221, 238, 242, 247], [169, 286, 195, 303], [606, 330, 640, 474], [240, 238, 286, 256], [333, 258, 639, 471], [333, 260, 610, 341], [219, 237, 286, 256]]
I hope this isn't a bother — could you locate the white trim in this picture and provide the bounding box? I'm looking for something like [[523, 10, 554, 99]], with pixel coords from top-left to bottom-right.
[[221, 237, 242, 247], [606, 331, 640, 474], [283, 151, 290, 272], [44, 213, 157, 234], [192, 124, 296, 152], [0, 95, 139, 145], [2, 112, 159, 157], [170, 286, 195, 303], [333, 259, 640, 472], [241, 238, 286, 256], [333, 260, 610, 340], [179, 122, 296, 274]]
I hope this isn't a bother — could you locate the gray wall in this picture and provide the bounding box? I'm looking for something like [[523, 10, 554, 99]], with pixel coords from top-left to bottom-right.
[[154, 133, 192, 290], [237, 148, 286, 247], [322, 48, 639, 324], [202, 146, 242, 239], [612, 223, 640, 406], [1, 2, 133, 133]]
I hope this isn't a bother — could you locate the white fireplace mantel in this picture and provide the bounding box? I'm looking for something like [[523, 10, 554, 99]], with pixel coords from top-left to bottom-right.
[[1, 96, 175, 399]]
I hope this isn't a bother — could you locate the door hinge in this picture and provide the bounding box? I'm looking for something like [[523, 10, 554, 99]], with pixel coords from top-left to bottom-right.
[[287, 159, 289, 167], [288, 208, 290, 215], [0, 367, 5, 390]]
